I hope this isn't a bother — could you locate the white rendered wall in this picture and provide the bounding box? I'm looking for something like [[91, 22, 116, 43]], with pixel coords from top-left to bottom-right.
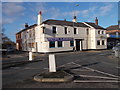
[[36, 24, 88, 53]]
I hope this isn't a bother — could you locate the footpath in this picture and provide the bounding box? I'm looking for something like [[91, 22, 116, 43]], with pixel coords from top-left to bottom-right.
[[1, 51, 44, 69]]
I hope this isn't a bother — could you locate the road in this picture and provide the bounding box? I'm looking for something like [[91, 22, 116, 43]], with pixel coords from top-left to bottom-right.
[[2, 50, 119, 88]]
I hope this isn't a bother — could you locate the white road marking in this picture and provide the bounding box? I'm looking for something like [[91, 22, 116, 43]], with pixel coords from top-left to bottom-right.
[[77, 75, 118, 80], [43, 68, 48, 69], [72, 62, 119, 78], [116, 67, 120, 69], [72, 69, 91, 71], [74, 80, 119, 83]]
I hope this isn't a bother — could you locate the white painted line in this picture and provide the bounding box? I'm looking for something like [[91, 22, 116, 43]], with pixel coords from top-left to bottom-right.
[[116, 67, 120, 69], [72, 69, 91, 71], [43, 68, 48, 69], [74, 80, 119, 83], [77, 75, 118, 80], [72, 62, 119, 78]]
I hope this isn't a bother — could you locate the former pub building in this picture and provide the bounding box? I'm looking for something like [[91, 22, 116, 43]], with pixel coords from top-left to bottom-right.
[[16, 11, 107, 53]]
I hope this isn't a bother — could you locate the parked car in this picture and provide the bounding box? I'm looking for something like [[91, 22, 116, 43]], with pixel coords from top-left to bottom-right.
[[112, 43, 120, 52]]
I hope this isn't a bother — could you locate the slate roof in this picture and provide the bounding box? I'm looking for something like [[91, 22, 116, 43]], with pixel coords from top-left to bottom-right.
[[16, 24, 37, 34], [85, 22, 106, 30], [42, 19, 89, 27], [17, 19, 106, 34], [106, 25, 119, 30]]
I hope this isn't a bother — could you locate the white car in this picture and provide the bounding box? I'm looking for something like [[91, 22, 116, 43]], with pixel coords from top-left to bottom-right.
[[112, 43, 120, 52]]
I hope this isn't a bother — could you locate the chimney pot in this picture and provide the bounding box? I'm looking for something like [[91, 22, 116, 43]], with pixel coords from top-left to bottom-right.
[[73, 16, 77, 23], [95, 17, 98, 25], [38, 11, 42, 15], [25, 23, 28, 28]]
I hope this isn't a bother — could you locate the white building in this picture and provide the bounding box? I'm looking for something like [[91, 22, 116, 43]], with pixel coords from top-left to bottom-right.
[[16, 11, 107, 53]]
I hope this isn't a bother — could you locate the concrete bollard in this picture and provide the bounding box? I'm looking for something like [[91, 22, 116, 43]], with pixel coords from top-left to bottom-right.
[[49, 54, 56, 72], [115, 50, 120, 58]]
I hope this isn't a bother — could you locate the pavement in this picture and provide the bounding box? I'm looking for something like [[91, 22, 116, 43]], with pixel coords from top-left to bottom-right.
[[2, 50, 120, 88], [2, 51, 45, 69]]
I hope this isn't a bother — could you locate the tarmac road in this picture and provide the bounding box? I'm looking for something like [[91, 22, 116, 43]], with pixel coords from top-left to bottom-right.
[[2, 50, 119, 88]]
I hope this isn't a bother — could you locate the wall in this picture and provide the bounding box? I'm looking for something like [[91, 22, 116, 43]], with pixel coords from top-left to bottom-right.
[[36, 24, 88, 53]]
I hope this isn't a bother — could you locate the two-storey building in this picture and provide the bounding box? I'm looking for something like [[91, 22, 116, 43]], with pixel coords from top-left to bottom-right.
[[16, 11, 107, 53]]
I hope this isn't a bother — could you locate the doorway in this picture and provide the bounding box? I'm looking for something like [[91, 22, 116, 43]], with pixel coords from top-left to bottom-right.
[[75, 39, 83, 51]]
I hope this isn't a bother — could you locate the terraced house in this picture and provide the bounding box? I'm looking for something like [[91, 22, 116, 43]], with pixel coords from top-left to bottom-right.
[[16, 11, 107, 53]]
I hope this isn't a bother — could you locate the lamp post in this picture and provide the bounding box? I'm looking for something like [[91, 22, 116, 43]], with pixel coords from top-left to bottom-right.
[[72, 4, 79, 51]]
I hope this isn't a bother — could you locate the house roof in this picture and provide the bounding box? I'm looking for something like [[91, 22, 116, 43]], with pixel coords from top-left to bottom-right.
[[16, 24, 37, 34], [106, 25, 119, 30], [42, 19, 89, 27], [16, 19, 106, 34], [85, 22, 106, 30]]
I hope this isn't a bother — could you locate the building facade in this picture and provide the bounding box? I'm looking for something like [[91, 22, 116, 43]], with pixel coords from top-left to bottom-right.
[[16, 11, 107, 53], [106, 25, 120, 48]]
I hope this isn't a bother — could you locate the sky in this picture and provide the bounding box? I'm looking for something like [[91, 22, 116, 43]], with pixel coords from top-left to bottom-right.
[[1, 2, 118, 42]]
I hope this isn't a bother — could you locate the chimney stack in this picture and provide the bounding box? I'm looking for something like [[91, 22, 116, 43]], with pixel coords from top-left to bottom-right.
[[73, 16, 77, 23], [25, 23, 28, 28], [37, 11, 42, 25], [95, 17, 98, 25]]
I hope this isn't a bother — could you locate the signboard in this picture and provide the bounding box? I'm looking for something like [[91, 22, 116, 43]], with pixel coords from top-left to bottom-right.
[[47, 38, 74, 41]]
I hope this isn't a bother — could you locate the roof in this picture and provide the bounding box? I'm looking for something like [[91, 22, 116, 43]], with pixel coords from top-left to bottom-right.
[[42, 19, 89, 27], [16, 19, 106, 34], [85, 22, 106, 30], [16, 24, 37, 34], [106, 25, 119, 30]]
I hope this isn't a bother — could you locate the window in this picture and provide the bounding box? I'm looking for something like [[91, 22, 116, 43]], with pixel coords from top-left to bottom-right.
[[74, 28, 77, 34], [86, 29, 89, 35], [43, 27, 45, 33], [52, 26, 56, 34], [70, 41, 74, 47], [102, 40, 105, 45], [49, 41, 55, 48], [97, 40, 100, 45], [98, 31, 100, 34], [64, 27, 68, 34], [102, 31, 104, 34], [58, 41, 63, 47]]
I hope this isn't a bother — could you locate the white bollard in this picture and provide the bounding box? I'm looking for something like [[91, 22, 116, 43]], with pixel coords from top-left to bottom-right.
[[115, 50, 120, 58], [29, 51, 33, 61], [49, 54, 56, 72]]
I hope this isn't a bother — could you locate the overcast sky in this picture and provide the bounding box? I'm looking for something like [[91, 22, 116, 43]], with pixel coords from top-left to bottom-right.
[[2, 2, 118, 42]]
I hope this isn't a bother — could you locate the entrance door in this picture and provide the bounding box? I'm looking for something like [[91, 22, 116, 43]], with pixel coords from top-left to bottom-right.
[[76, 40, 80, 51]]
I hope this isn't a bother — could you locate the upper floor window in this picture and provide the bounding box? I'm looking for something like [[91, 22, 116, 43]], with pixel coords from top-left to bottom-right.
[[64, 27, 68, 34], [43, 27, 45, 34], [74, 28, 78, 34], [102, 31, 104, 34], [52, 26, 57, 34], [86, 29, 89, 35], [98, 31, 100, 34]]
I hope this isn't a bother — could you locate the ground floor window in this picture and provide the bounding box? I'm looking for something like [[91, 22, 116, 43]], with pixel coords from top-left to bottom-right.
[[97, 40, 100, 45], [102, 40, 105, 45], [70, 41, 74, 47], [49, 41, 55, 48], [58, 41, 63, 47]]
